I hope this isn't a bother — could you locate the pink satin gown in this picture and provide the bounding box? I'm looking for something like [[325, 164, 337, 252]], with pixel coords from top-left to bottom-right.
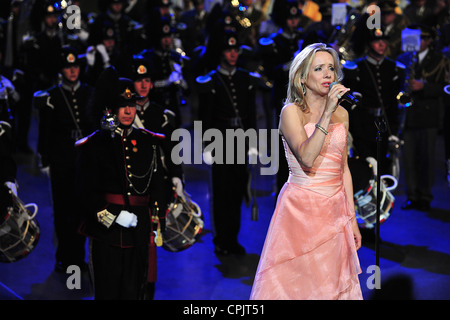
[[250, 123, 363, 300]]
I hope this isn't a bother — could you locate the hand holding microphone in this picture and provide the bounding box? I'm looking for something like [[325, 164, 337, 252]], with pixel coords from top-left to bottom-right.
[[329, 82, 359, 110], [327, 82, 349, 114]]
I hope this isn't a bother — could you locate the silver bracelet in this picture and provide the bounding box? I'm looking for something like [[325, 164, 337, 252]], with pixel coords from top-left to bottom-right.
[[315, 123, 328, 135]]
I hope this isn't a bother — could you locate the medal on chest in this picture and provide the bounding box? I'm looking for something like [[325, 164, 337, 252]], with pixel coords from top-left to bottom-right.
[[131, 139, 138, 153]]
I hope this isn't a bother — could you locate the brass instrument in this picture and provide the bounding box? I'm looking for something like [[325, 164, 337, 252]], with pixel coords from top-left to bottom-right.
[[328, 8, 360, 63], [231, 0, 252, 29], [397, 52, 417, 108]]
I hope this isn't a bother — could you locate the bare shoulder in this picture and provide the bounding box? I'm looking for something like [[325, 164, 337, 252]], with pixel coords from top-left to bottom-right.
[[279, 103, 305, 134], [334, 106, 349, 130], [280, 103, 305, 123]]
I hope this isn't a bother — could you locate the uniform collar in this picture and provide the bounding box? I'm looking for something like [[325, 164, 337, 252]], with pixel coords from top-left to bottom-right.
[[418, 48, 429, 64], [366, 55, 385, 66], [115, 126, 134, 137], [137, 99, 150, 112], [217, 65, 236, 76], [61, 80, 80, 92]]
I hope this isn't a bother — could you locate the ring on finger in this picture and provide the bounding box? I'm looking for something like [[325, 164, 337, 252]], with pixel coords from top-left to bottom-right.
[[336, 93, 342, 100]]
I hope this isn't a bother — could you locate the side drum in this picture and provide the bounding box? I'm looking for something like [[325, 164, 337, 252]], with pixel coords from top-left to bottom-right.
[[162, 190, 204, 252], [349, 157, 397, 229], [0, 185, 40, 263]]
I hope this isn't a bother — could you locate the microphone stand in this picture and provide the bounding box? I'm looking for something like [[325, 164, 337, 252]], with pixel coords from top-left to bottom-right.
[[374, 117, 387, 268]]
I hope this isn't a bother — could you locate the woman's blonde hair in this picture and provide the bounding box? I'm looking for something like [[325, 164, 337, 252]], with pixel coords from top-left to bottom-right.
[[285, 43, 343, 113]]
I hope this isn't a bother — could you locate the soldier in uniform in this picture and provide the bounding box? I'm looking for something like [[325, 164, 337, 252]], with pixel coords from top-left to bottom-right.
[[179, 0, 209, 58], [75, 75, 169, 300], [139, 17, 188, 128], [129, 56, 185, 218], [26, 2, 83, 90], [34, 46, 93, 272], [197, 30, 258, 256], [343, 27, 404, 177], [87, 0, 145, 54], [259, 1, 304, 195], [207, 0, 264, 48], [397, 24, 448, 211], [0, 89, 17, 199], [377, 0, 410, 60]]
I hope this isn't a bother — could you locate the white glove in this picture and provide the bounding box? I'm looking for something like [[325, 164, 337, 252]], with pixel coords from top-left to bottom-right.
[[86, 46, 96, 66], [203, 150, 213, 165], [172, 177, 184, 200], [168, 70, 181, 84], [115, 210, 138, 228], [248, 147, 258, 164], [366, 157, 378, 176], [388, 135, 400, 143], [95, 44, 110, 66], [4, 181, 17, 197], [40, 166, 50, 177]]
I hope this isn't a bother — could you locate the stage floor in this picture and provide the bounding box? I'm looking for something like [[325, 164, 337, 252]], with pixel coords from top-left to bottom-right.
[[1, 110, 449, 301]]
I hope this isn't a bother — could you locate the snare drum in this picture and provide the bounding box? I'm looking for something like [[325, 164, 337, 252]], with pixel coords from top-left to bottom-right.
[[162, 190, 204, 252], [349, 157, 397, 229], [0, 185, 40, 263]]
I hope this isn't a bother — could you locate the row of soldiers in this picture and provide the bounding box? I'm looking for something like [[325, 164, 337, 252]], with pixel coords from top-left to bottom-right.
[[1, 0, 450, 298], [1, 0, 450, 147]]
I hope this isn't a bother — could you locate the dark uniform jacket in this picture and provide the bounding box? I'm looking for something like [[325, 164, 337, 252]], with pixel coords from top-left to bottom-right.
[[135, 100, 183, 206], [197, 66, 258, 133], [0, 121, 16, 185], [35, 82, 94, 168], [140, 49, 186, 100], [136, 101, 175, 136], [343, 55, 405, 134], [259, 29, 303, 112], [75, 127, 173, 248], [397, 50, 449, 129]]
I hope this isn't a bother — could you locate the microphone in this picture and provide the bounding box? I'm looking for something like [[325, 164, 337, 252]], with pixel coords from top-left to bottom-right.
[[329, 82, 359, 110]]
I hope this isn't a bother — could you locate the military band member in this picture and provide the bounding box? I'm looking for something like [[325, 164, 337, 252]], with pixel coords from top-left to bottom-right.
[[0, 101, 17, 198], [343, 27, 404, 177], [87, 0, 145, 54], [259, 1, 304, 195], [76, 76, 169, 300], [197, 30, 258, 256], [129, 56, 184, 201], [397, 24, 448, 211], [139, 17, 188, 128], [34, 46, 93, 272]]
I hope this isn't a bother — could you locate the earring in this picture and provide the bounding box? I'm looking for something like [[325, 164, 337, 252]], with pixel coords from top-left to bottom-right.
[[301, 84, 306, 96]]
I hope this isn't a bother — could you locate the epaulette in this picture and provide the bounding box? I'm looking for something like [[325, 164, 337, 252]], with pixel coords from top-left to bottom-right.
[[342, 60, 358, 70], [33, 90, 49, 98], [75, 130, 99, 147], [196, 71, 215, 93], [33, 89, 53, 110], [249, 71, 261, 79], [444, 84, 450, 95], [0, 121, 12, 138], [248, 71, 261, 89], [196, 70, 215, 84], [162, 109, 176, 128], [139, 128, 166, 140], [395, 61, 406, 69], [258, 36, 274, 47]]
